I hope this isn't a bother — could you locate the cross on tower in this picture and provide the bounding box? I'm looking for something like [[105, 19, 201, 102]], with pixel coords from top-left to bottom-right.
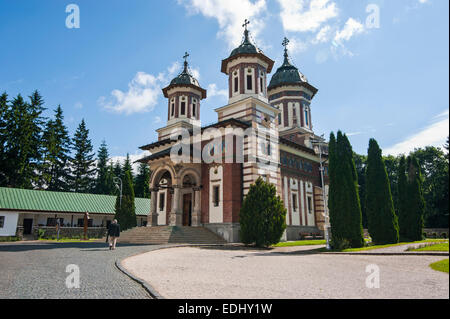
[[183, 52, 190, 63], [282, 37, 290, 51], [242, 19, 250, 31]]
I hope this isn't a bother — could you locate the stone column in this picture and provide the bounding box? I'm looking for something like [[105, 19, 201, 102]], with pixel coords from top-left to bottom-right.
[[192, 187, 202, 227], [147, 188, 159, 226], [169, 186, 182, 226]]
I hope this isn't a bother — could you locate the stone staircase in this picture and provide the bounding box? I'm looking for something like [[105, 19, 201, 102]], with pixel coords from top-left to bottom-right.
[[111, 226, 227, 245]]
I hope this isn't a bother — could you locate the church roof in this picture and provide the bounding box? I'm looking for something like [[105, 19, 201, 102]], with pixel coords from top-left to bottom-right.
[[221, 27, 274, 74], [268, 47, 309, 90], [162, 55, 207, 99]]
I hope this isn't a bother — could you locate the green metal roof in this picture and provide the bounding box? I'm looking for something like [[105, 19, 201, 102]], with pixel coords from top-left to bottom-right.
[[268, 54, 308, 90], [0, 187, 150, 216]]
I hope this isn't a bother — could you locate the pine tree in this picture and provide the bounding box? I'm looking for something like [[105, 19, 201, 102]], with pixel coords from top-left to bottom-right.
[[404, 156, 425, 241], [69, 119, 95, 193], [365, 139, 399, 244], [0, 92, 8, 186], [113, 160, 123, 180], [95, 140, 115, 194], [3, 92, 45, 188], [40, 106, 71, 191], [239, 177, 286, 247], [114, 169, 136, 231], [328, 131, 364, 249], [134, 162, 150, 198], [397, 156, 409, 241]]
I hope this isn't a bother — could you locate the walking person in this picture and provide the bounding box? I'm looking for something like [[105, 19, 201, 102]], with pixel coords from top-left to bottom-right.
[[108, 219, 121, 250]]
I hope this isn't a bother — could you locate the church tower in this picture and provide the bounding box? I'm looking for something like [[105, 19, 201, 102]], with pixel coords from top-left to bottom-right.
[[268, 38, 318, 138], [157, 52, 207, 141]]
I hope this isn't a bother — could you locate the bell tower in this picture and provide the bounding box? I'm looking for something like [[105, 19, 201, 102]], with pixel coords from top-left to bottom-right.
[[157, 52, 207, 140]]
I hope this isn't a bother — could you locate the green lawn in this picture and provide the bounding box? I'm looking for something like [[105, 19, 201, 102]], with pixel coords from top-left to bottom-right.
[[410, 242, 449, 252], [273, 240, 326, 247], [429, 259, 449, 273], [317, 239, 448, 252]]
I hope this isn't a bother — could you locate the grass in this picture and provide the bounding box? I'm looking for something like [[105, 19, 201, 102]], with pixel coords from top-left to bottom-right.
[[317, 239, 448, 252], [409, 242, 449, 252], [0, 236, 20, 242], [429, 259, 449, 273], [273, 240, 326, 247]]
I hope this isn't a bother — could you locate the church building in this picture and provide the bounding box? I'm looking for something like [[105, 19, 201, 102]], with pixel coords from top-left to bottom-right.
[[138, 22, 329, 243]]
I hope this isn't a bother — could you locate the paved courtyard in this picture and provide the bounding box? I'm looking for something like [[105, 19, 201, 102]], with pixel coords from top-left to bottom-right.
[[122, 245, 449, 299], [0, 241, 168, 299]]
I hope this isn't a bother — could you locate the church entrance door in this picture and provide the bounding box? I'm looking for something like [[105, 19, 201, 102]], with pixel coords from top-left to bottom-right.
[[182, 193, 192, 226]]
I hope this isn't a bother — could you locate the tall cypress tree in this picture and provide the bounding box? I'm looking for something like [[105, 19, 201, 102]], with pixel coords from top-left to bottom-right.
[[365, 139, 399, 244], [405, 156, 425, 241], [328, 132, 364, 248], [40, 106, 71, 191], [397, 156, 409, 241], [134, 162, 150, 198], [114, 169, 136, 231], [69, 119, 95, 193]]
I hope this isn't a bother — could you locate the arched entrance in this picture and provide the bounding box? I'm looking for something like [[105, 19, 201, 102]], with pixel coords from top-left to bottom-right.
[[179, 169, 201, 227]]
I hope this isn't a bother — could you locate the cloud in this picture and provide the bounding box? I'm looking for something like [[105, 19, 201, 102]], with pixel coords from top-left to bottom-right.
[[109, 151, 151, 174], [99, 62, 199, 115], [177, 0, 268, 48], [207, 83, 228, 98], [74, 102, 83, 109], [333, 18, 365, 44], [278, 0, 338, 33], [153, 116, 162, 124], [384, 109, 449, 156]]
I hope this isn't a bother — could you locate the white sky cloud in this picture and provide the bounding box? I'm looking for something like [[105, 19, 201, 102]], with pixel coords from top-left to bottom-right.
[[109, 151, 151, 174], [384, 109, 449, 156], [333, 18, 365, 44], [99, 62, 199, 115], [207, 83, 228, 98], [177, 0, 268, 48], [278, 0, 338, 33]]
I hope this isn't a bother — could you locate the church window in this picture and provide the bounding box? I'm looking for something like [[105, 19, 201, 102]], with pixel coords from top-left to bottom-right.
[[192, 98, 197, 117], [171, 100, 175, 117], [159, 193, 165, 212], [307, 197, 312, 214], [292, 194, 298, 212], [234, 76, 239, 93], [278, 113, 282, 126], [0, 216, 4, 228], [305, 107, 309, 127], [213, 185, 220, 207], [247, 74, 252, 90], [181, 101, 186, 115]]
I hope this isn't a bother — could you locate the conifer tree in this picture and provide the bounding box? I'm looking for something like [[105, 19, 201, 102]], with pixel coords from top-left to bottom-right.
[[69, 119, 95, 193], [0, 92, 8, 185], [114, 169, 136, 231], [134, 162, 150, 198], [3, 91, 45, 188], [95, 140, 115, 195], [328, 131, 364, 248], [239, 177, 286, 247], [365, 139, 399, 244], [397, 156, 409, 241], [40, 106, 71, 191], [404, 156, 425, 241]]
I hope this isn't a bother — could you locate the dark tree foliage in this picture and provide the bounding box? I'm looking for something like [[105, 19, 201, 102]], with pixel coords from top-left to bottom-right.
[[397, 156, 409, 241], [365, 139, 399, 244], [134, 162, 150, 198], [239, 177, 286, 247], [94, 140, 115, 195], [40, 106, 71, 191], [411, 147, 449, 228], [328, 131, 364, 249], [353, 153, 367, 228], [114, 169, 137, 231], [1, 91, 46, 188], [403, 156, 426, 241], [69, 119, 96, 193]]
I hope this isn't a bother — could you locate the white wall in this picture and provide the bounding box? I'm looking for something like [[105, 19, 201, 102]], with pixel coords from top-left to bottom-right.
[[209, 166, 223, 223], [0, 212, 19, 236]]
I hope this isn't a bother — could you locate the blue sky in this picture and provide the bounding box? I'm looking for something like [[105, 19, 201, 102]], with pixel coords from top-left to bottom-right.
[[0, 0, 448, 164]]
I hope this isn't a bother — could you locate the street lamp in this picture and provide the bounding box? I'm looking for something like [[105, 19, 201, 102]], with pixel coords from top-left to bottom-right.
[[113, 177, 123, 208], [310, 135, 331, 250]]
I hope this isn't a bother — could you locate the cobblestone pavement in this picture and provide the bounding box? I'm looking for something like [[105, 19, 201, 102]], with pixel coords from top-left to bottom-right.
[[0, 241, 169, 299], [122, 246, 449, 299]]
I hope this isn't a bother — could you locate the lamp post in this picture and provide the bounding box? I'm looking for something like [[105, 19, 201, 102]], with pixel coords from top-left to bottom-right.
[[310, 136, 331, 250], [113, 177, 123, 208]]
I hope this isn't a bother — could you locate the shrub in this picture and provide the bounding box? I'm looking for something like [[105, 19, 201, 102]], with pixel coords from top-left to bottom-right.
[[38, 229, 46, 239], [441, 233, 447, 239], [239, 177, 286, 247], [432, 232, 437, 239], [330, 238, 351, 251]]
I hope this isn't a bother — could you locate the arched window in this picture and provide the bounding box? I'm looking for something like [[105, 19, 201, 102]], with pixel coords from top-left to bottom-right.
[[192, 98, 197, 118], [170, 98, 175, 117], [304, 106, 309, 127]]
